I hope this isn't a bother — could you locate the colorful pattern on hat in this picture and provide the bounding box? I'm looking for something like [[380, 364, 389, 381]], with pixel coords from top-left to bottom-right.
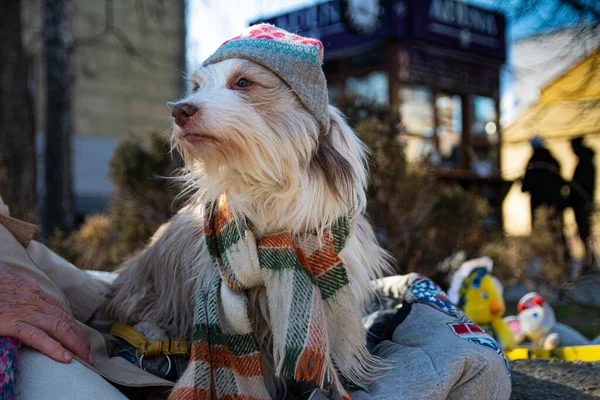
[[221, 25, 325, 65], [203, 24, 331, 135]]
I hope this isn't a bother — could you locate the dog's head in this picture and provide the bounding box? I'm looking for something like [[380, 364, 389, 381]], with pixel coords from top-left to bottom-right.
[[171, 58, 368, 233]]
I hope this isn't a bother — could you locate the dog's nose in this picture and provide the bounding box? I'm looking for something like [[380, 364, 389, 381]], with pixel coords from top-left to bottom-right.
[[172, 103, 199, 127]]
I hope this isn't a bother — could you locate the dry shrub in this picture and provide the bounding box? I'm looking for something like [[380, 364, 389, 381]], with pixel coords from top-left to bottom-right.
[[48, 132, 182, 271], [71, 215, 117, 271], [482, 207, 569, 297], [374, 167, 490, 277], [339, 96, 491, 277]]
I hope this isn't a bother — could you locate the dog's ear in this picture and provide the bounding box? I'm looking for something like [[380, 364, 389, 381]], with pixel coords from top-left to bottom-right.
[[310, 106, 365, 205]]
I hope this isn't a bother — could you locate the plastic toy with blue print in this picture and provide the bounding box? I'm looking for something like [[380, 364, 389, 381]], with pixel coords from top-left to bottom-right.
[[446, 256, 516, 351]]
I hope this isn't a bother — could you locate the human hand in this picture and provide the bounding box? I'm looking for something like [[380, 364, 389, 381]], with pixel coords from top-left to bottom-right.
[[0, 262, 94, 365]]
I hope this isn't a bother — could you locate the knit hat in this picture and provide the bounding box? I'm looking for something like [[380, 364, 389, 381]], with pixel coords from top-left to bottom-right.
[[203, 24, 330, 135]]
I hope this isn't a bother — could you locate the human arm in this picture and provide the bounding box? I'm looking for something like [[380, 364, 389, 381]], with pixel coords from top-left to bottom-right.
[[0, 262, 94, 364]]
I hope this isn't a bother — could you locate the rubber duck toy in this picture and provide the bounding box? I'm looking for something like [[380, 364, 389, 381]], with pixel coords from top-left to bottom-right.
[[448, 257, 516, 351]]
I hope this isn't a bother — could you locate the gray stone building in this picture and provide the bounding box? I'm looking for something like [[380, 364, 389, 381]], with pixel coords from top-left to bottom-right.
[[22, 0, 186, 216]]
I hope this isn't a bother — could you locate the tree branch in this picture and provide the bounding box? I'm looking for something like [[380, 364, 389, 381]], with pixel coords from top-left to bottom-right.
[[73, 0, 160, 70], [560, 0, 600, 22]]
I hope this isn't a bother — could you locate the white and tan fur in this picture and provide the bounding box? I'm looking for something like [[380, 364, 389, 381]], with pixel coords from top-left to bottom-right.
[[102, 59, 391, 396]]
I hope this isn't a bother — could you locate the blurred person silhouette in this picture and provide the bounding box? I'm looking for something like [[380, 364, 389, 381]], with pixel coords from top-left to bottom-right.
[[522, 136, 566, 222], [569, 136, 597, 274], [521, 136, 568, 262]]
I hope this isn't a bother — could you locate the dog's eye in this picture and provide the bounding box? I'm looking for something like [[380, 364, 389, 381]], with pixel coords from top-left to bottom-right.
[[236, 78, 252, 88], [191, 84, 199, 93]]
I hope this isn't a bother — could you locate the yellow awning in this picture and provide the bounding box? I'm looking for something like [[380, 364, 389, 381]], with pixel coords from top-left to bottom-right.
[[503, 49, 600, 144]]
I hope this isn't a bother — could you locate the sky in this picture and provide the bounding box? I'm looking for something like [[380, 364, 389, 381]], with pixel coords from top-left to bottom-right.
[[186, 0, 313, 70]]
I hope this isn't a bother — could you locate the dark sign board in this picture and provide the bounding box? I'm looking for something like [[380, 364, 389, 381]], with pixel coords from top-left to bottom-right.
[[252, 0, 408, 57], [252, 0, 506, 61], [411, 0, 506, 60], [398, 46, 499, 97]]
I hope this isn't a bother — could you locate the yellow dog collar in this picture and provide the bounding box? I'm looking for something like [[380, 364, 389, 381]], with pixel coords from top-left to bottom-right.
[[110, 322, 190, 358]]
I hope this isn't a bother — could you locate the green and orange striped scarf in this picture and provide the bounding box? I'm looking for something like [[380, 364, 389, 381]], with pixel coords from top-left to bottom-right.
[[170, 197, 387, 399]]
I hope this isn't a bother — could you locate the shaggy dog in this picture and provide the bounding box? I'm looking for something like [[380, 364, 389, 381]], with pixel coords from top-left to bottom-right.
[[102, 58, 391, 397]]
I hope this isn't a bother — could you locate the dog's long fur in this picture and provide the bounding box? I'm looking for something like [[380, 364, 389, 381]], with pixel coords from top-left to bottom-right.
[[102, 59, 392, 397]]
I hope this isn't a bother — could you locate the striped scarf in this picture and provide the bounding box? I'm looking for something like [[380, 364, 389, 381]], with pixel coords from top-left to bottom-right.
[[170, 197, 387, 399]]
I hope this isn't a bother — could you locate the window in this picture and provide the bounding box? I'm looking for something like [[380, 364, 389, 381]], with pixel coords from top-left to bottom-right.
[[470, 96, 498, 143], [469, 96, 499, 176], [347, 50, 385, 71], [323, 59, 341, 76], [400, 86, 435, 163], [436, 93, 462, 169], [345, 72, 389, 105], [471, 147, 498, 177], [328, 82, 343, 106]]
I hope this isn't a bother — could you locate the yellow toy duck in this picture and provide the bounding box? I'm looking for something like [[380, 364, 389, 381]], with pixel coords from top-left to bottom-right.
[[448, 257, 516, 351]]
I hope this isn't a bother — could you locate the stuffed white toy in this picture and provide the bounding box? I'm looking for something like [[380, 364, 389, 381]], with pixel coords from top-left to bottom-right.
[[508, 292, 593, 350]]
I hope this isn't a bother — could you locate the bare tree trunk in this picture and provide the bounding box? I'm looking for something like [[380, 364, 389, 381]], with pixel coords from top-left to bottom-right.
[[0, 0, 37, 223], [43, 0, 74, 236]]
